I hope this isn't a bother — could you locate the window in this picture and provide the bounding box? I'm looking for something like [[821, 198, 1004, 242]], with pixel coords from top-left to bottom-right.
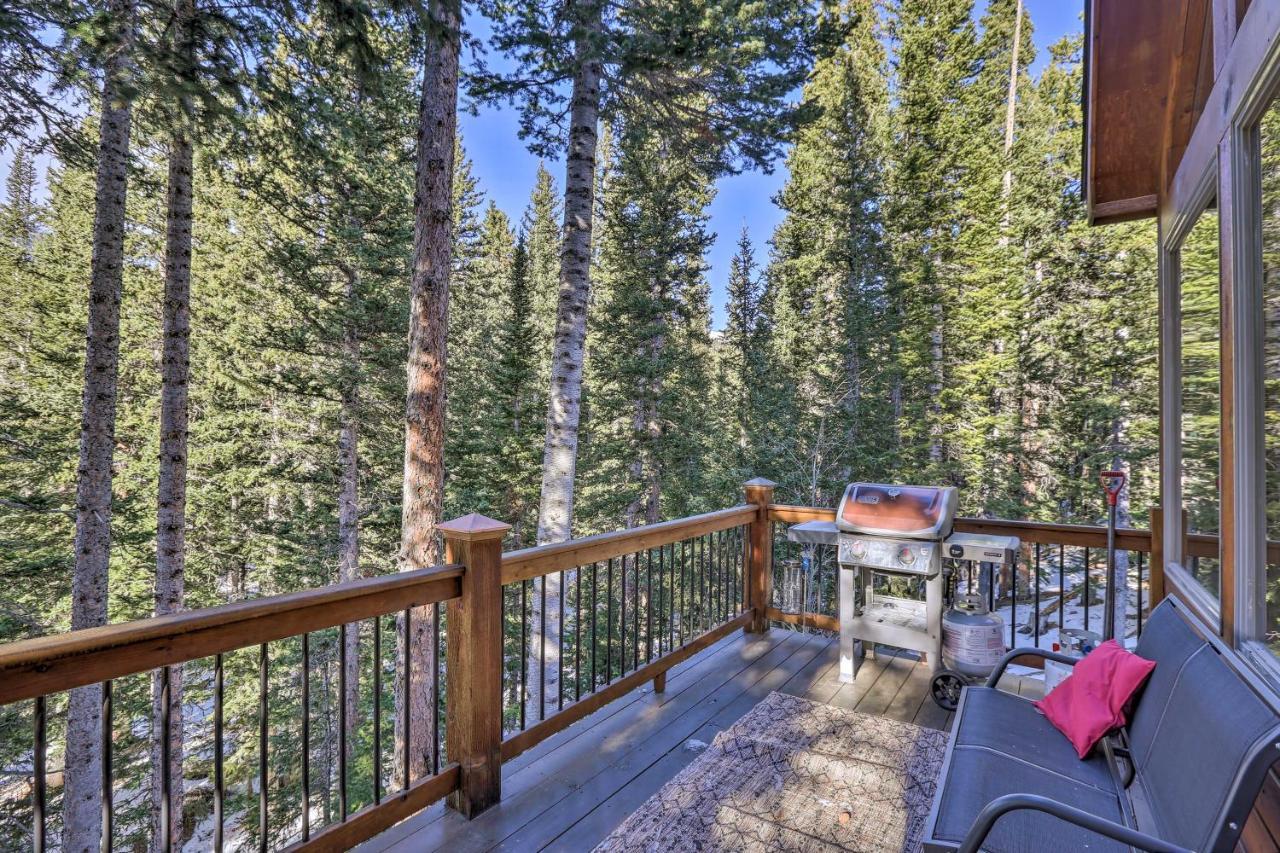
[[1259, 96, 1280, 653], [1179, 204, 1221, 600]]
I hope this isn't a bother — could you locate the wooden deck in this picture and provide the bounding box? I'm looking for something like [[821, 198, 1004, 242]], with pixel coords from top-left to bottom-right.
[[358, 628, 1043, 853]]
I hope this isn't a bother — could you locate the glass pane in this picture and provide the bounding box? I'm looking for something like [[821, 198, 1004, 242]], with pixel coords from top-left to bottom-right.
[[1261, 97, 1280, 653], [1180, 205, 1220, 599]]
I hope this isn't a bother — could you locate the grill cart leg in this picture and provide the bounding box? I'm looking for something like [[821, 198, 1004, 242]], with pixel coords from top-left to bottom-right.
[[839, 565, 859, 683]]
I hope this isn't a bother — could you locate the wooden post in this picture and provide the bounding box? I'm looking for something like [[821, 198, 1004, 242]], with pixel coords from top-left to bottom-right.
[[744, 478, 777, 633], [653, 671, 666, 694], [439, 513, 510, 819], [1149, 507, 1166, 608]]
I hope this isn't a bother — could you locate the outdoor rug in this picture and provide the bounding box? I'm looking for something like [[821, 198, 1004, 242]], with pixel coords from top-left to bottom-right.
[[593, 691, 949, 853]]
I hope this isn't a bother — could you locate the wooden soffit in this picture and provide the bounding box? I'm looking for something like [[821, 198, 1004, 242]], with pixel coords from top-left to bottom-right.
[[1085, 0, 1214, 225]]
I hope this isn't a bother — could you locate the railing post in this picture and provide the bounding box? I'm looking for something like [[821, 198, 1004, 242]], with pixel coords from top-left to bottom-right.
[[439, 513, 510, 819], [1149, 507, 1165, 608], [744, 478, 777, 633]]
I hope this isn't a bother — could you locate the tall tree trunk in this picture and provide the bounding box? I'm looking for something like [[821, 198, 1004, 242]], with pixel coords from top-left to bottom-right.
[[397, 0, 460, 784], [536, 0, 604, 546], [65, 2, 136, 848], [338, 261, 360, 766], [528, 0, 603, 721], [1000, 0, 1023, 217], [150, 2, 195, 845]]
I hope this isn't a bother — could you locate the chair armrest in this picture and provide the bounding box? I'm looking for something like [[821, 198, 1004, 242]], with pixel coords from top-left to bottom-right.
[[956, 793, 1193, 853], [984, 648, 1079, 688]]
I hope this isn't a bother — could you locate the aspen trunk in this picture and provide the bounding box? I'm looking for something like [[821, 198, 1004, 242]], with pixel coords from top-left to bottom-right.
[[397, 0, 459, 784], [536, 0, 604, 546], [529, 0, 604, 721], [65, 2, 135, 848]]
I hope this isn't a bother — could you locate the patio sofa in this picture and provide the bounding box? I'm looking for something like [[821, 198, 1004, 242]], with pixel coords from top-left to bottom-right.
[[922, 597, 1280, 853]]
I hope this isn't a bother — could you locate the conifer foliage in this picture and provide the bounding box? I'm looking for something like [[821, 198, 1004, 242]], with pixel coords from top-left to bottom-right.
[[0, 0, 1162, 847]]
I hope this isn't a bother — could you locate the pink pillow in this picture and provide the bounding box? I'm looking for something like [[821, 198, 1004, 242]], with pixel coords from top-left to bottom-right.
[[1034, 640, 1156, 758]]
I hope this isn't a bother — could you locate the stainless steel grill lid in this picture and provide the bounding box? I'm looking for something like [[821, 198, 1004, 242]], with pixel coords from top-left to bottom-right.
[[835, 483, 958, 539]]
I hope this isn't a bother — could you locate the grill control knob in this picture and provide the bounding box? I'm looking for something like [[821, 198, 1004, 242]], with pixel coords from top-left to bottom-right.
[[849, 539, 867, 558], [898, 546, 916, 566]]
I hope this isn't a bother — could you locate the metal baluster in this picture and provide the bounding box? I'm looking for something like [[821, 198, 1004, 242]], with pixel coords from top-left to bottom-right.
[[1010, 552, 1017, 649], [373, 616, 382, 805], [161, 664, 172, 852], [1141, 548, 1152, 635], [590, 562, 599, 691], [520, 580, 528, 730], [620, 554, 628, 676], [102, 680, 112, 851], [680, 540, 688, 645], [1034, 544, 1042, 647], [1084, 547, 1090, 632], [706, 532, 716, 630], [633, 552, 641, 671], [259, 643, 269, 852], [1058, 544, 1065, 630], [539, 576, 547, 722], [214, 653, 224, 852], [402, 608, 411, 790], [646, 549, 654, 662], [558, 571, 566, 711], [33, 695, 45, 853], [670, 540, 680, 648], [657, 546, 665, 656], [433, 601, 442, 771], [715, 529, 723, 623], [301, 633, 310, 840], [339, 624, 348, 820], [607, 558, 616, 683], [576, 566, 583, 701]]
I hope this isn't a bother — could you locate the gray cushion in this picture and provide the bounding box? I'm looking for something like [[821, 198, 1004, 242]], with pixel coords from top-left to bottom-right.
[[953, 688, 1116, 791], [930, 745, 1128, 853]]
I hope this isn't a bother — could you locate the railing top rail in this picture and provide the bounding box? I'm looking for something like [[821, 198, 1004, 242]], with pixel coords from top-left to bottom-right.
[[0, 562, 463, 704], [767, 504, 1155, 552], [502, 505, 755, 584]]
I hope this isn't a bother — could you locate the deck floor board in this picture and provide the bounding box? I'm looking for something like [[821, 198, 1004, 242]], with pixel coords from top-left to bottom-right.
[[359, 630, 966, 853]]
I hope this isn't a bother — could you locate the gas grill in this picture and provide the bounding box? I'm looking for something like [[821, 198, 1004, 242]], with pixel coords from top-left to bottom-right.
[[787, 482, 1018, 684]]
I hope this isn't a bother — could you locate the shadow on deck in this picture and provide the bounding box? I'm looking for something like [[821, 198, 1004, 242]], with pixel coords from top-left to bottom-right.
[[359, 629, 1042, 853]]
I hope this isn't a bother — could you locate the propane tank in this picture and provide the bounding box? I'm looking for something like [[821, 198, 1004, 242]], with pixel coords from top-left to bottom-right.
[[942, 594, 1006, 678]]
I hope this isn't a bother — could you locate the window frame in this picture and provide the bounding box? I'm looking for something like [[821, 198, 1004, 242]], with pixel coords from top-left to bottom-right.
[[1160, 166, 1224, 631]]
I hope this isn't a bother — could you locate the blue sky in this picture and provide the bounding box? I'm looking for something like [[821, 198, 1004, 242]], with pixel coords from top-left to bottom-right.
[[460, 0, 1083, 328], [2, 1, 1083, 329]]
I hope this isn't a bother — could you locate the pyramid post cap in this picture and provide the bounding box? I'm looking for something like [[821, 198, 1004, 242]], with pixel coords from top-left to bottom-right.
[[743, 477, 778, 489], [437, 513, 512, 541]]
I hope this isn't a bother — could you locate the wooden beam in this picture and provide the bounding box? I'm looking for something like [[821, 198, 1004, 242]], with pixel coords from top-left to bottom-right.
[[766, 607, 838, 634], [0, 564, 462, 704], [501, 506, 754, 584], [501, 610, 752, 761], [441, 514, 509, 819], [284, 764, 459, 852], [744, 478, 777, 633], [1091, 194, 1158, 224], [1150, 507, 1167, 607]]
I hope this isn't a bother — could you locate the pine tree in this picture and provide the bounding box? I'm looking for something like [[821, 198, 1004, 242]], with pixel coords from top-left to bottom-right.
[[473, 0, 826, 546], [883, 0, 978, 488], [492, 234, 542, 546], [764, 0, 894, 505]]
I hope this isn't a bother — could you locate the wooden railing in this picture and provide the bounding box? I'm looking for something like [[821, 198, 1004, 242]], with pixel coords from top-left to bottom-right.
[[0, 562, 464, 852], [0, 483, 776, 852], [11, 484, 1239, 851]]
